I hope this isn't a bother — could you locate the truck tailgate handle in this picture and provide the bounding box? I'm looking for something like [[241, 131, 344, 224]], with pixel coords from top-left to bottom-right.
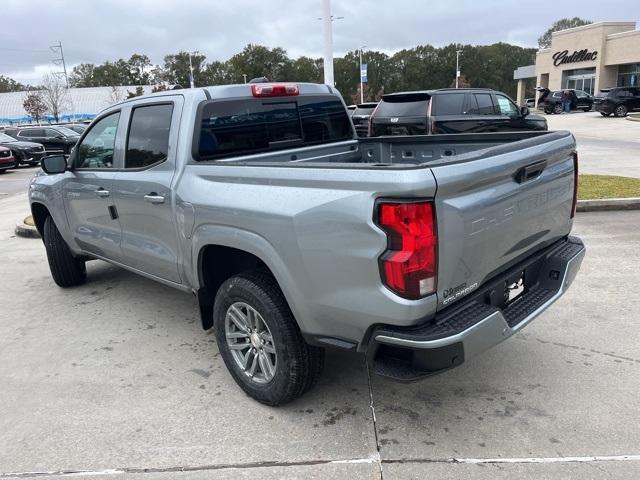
[[515, 160, 547, 183], [144, 193, 165, 204]]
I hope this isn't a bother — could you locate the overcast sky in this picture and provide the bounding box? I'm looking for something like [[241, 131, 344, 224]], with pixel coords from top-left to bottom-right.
[[2, 0, 639, 84]]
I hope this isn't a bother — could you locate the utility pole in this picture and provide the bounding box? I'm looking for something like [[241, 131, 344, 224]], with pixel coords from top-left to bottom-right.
[[455, 50, 462, 88], [50, 40, 69, 88], [359, 45, 367, 104], [188, 52, 195, 88]]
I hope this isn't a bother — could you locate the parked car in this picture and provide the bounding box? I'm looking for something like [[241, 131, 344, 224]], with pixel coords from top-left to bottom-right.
[[61, 124, 87, 135], [4, 126, 80, 154], [0, 145, 16, 172], [0, 132, 46, 166], [350, 102, 378, 137], [525, 98, 536, 109], [537, 88, 593, 114], [370, 88, 547, 136], [30, 82, 584, 405], [593, 87, 640, 117]]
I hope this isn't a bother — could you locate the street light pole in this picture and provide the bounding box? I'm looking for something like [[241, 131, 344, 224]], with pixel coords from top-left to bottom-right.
[[455, 50, 462, 88], [359, 45, 367, 104], [321, 0, 334, 86], [188, 52, 195, 88]]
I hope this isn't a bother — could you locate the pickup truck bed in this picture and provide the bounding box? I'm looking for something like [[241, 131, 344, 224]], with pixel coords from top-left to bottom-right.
[[30, 83, 585, 405]]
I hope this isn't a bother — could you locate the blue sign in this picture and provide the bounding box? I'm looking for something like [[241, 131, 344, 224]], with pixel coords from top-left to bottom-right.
[[360, 63, 368, 83]]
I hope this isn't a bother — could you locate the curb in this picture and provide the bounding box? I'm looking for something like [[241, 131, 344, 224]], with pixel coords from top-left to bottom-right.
[[577, 197, 640, 212], [626, 114, 640, 122], [14, 222, 41, 239]]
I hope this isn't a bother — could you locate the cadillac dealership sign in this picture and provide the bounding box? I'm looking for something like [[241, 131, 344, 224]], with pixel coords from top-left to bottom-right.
[[553, 49, 598, 67]]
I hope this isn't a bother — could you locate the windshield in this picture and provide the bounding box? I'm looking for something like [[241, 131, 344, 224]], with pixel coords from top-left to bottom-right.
[[0, 132, 17, 142], [55, 126, 81, 137]]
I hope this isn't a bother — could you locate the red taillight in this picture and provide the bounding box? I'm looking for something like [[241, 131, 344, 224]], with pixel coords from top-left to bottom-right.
[[251, 83, 299, 97], [377, 201, 437, 299], [571, 151, 579, 218]]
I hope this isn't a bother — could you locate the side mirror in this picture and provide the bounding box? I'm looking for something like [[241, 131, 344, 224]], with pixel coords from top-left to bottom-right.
[[520, 106, 530, 117], [41, 155, 67, 174]]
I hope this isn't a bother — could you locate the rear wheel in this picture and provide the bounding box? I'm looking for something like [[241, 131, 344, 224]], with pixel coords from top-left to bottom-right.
[[553, 104, 563, 114], [43, 216, 86, 287], [213, 270, 324, 405], [614, 105, 628, 117]]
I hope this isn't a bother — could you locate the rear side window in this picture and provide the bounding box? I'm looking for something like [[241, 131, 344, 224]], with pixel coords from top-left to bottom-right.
[[197, 96, 352, 160], [615, 89, 633, 98], [376, 96, 429, 117], [468, 94, 496, 115], [126, 104, 173, 168], [431, 93, 465, 115]]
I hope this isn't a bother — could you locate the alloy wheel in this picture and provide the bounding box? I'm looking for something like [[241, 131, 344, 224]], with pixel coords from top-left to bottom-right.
[[224, 302, 277, 384]]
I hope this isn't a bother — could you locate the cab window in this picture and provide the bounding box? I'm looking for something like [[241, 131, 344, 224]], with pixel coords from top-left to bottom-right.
[[74, 112, 120, 169]]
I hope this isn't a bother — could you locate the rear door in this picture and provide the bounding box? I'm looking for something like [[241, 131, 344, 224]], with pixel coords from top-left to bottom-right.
[[111, 98, 183, 283], [371, 93, 429, 136], [463, 92, 504, 132], [431, 133, 576, 309]]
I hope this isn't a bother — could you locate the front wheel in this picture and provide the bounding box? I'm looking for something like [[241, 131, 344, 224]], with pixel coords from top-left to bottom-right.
[[43, 216, 86, 287], [213, 270, 324, 405], [614, 105, 628, 117]]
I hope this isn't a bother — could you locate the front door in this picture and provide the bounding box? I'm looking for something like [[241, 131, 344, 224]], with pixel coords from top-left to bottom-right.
[[493, 93, 527, 131], [112, 99, 182, 283], [63, 111, 123, 260]]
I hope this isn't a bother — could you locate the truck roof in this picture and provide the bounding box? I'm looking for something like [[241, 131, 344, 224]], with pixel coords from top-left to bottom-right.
[[114, 83, 336, 107]]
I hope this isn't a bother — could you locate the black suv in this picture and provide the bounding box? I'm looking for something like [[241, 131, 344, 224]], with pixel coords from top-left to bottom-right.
[[350, 102, 378, 137], [4, 126, 80, 154], [369, 88, 547, 136], [0, 131, 46, 166], [593, 87, 640, 117], [537, 88, 593, 114]]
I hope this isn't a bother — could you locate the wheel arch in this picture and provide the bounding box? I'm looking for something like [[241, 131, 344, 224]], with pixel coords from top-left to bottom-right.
[[31, 202, 50, 238], [193, 231, 306, 333]]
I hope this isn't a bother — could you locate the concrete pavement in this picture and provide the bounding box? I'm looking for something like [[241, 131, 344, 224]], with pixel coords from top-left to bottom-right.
[[545, 112, 640, 178], [1, 191, 639, 479]]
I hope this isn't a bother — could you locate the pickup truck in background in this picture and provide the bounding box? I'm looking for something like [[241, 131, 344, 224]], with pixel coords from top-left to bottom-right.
[[30, 83, 585, 405]]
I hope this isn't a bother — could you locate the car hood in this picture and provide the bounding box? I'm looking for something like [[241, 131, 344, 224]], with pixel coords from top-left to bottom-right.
[[0, 140, 44, 150]]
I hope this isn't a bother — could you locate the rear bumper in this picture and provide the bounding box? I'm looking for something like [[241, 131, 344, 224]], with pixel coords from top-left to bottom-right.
[[368, 236, 585, 381], [594, 102, 614, 114]]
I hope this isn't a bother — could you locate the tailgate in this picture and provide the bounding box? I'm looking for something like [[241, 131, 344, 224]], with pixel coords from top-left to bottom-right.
[[432, 132, 576, 309]]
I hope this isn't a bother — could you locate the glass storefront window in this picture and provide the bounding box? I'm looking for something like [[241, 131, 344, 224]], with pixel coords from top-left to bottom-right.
[[618, 64, 640, 87], [563, 68, 596, 95]]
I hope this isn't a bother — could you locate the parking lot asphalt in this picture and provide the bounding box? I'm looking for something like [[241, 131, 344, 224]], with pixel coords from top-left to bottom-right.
[[545, 112, 640, 179], [0, 165, 39, 198], [1, 191, 640, 479]]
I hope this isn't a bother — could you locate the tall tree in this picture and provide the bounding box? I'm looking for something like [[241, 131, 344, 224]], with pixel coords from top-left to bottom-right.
[[127, 54, 152, 85], [40, 74, 69, 122], [161, 51, 206, 87], [538, 18, 593, 48], [226, 44, 292, 83], [22, 91, 48, 122], [1, 75, 28, 93]]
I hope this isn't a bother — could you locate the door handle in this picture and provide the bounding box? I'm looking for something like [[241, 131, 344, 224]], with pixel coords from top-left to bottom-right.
[[95, 189, 110, 198], [144, 193, 165, 204]]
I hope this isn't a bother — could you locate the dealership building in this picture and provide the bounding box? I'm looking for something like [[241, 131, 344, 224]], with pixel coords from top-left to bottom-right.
[[514, 21, 640, 104]]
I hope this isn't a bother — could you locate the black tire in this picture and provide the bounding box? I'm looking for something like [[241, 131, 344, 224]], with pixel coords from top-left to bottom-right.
[[614, 105, 628, 117], [600, 112, 611, 117], [213, 270, 324, 405], [43, 216, 86, 287], [583, 108, 591, 112], [553, 104, 563, 114]]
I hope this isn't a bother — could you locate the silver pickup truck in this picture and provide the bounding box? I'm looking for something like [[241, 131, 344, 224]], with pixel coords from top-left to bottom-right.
[[29, 83, 585, 405]]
